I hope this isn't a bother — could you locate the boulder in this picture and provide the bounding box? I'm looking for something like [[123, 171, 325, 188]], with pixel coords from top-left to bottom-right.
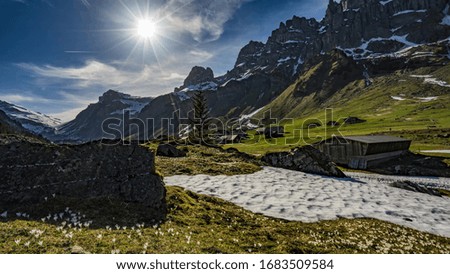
[[326, 121, 340, 127], [0, 137, 166, 221], [344, 117, 366, 125], [262, 145, 346, 177], [156, 144, 187, 157]]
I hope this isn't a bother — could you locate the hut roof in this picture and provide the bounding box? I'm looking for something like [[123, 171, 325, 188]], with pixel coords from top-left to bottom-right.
[[343, 135, 410, 144]]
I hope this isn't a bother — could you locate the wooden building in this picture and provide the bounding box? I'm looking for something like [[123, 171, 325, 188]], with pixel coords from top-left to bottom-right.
[[314, 135, 411, 169]]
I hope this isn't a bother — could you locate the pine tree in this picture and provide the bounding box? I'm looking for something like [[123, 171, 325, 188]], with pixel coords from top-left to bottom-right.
[[189, 91, 210, 144]]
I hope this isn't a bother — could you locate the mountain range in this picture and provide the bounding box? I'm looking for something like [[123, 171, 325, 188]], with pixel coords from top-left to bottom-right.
[[1, 0, 449, 142]]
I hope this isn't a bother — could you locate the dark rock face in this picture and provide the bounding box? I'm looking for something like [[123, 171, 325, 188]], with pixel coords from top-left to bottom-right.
[[0, 137, 166, 221], [229, 0, 450, 78], [184, 66, 214, 87], [321, 0, 450, 55], [174, 66, 215, 92], [156, 144, 187, 157], [262, 146, 346, 177]]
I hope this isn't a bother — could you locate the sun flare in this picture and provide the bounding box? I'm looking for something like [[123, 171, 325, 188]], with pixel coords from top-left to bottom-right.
[[137, 19, 156, 39]]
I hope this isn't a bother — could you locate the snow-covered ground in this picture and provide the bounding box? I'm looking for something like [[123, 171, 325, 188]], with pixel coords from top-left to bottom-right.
[[421, 150, 450, 154], [165, 167, 450, 237]]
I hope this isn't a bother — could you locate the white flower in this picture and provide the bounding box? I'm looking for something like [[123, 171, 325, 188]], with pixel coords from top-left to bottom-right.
[[38, 241, 43, 246], [24, 241, 30, 247], [14, 239, 21, 245], [65, 232, 73, 239]]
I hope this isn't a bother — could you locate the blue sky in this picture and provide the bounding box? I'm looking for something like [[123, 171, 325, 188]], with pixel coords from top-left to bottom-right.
[[0, 0, 328, 121]]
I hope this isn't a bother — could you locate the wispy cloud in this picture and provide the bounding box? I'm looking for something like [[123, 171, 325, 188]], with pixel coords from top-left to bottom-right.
[[10, 0, 27, 4], [0, 90, 97, 122], [161, 0, 251, 42], [80, 0, 90, 8], [0, 93, 52, 104], [64, 50, 94, 54], [16, 59, 188, 96]]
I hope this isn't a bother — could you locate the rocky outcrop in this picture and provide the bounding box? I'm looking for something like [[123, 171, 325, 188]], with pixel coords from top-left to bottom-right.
[[370, 151, 450, 177], [262, 146, 346, 177], [0, 137, 166, 221], [157, 143, 187, 157], [174, 66, 216, 92], [344, 117, 367, 124], [184, 66, 214, 87]]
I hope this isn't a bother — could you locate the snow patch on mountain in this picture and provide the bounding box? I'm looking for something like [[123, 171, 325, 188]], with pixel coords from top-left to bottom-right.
[[174, 91, 191, 102], [417, 96, 438, 102], [410, 75, 450, 87], [379, 0, 393, 6], [393, 10, 427, 16], [7, 105, 61, 128], [180, 81, 218, 92], [424, 78, 450, 87], [293, 57, 304, 76], [391, 96, 405, 101], [0, 100, 61, 136], [442, 4, 450, 26], [110, 99, 150, 115]]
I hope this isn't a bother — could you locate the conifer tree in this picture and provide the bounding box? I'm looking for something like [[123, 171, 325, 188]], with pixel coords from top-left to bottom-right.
[[189, 91, 210, 143]]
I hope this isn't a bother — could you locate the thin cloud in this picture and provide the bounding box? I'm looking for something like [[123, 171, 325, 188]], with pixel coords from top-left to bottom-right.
[[64, 50, 94, 54], [16, 59, 185, 96], [80, 0, 90, 8], [189, 49, 214, 61], [0, 93, 52, 104], [162, 0, 251, 42]]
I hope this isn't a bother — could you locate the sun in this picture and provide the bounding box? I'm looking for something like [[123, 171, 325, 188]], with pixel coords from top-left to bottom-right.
[[137, 19, 157, 39]]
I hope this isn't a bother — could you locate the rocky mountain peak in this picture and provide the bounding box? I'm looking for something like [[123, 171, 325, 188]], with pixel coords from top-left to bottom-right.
[[99, 89, 128, 103], [183, 66, 214, 86], [174, 66, 216, 93]]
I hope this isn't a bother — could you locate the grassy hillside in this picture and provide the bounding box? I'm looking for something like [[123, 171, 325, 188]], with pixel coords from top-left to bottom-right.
[[227, 63, 450, 155]]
